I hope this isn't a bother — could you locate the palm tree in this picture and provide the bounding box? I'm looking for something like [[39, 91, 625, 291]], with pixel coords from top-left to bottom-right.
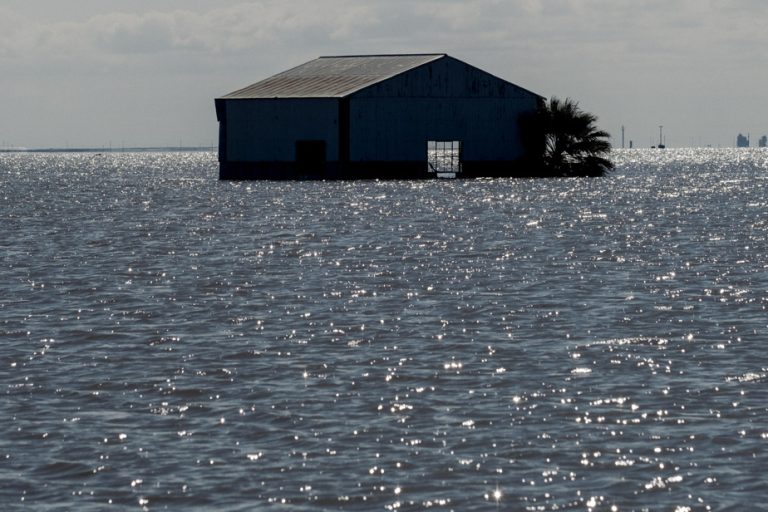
[[521, 97, 614, 177]]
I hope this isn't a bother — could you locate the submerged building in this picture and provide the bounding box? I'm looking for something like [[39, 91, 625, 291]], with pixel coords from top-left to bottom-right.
[[215, 54, 543, 180]]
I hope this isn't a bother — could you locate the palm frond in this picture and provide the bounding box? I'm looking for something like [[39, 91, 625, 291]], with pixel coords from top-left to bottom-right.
[[532, 96, 613, 177]]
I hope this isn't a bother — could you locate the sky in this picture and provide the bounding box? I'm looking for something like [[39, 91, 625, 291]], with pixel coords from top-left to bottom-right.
[[1, 0, 767, 149]]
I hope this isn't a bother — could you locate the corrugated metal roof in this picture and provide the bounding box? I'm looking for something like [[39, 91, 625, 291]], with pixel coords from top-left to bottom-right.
[[221, 54, 446, 99]]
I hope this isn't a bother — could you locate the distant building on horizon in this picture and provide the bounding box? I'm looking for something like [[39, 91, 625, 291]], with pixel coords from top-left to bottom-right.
[[737, 133, 749, 148], [759, 135, 767, 148]]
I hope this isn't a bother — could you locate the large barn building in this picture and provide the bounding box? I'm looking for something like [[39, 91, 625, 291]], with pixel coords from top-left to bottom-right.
[[215, 54, 543, 180]]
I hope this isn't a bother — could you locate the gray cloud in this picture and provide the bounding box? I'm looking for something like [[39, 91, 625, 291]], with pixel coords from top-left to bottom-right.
[[1, 0, 766, 148]]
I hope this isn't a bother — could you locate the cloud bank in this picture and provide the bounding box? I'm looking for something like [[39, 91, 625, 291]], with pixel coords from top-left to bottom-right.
[[1, 1, 766, 148]]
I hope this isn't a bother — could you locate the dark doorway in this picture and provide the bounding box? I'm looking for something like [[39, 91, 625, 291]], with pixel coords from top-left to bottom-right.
[[296, 140, 326, 167]]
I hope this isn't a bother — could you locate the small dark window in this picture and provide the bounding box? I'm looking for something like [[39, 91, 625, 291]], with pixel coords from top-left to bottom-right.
[[296, 140, 326, 165]]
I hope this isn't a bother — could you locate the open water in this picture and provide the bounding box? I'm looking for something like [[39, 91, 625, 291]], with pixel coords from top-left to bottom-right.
[[2, 149, 768, 511]]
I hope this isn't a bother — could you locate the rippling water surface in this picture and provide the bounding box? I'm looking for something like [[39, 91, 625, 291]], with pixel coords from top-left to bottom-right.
[[2, 149, 768, 510]]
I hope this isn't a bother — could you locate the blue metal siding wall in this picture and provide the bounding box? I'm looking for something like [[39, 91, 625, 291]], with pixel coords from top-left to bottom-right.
[[348, 57, 540, 162], [348, 97, 536, 162], [353, 56, 537, 100], [225, 98, 339, 162]]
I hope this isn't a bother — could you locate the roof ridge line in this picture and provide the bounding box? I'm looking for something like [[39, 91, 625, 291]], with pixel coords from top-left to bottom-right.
[[319, 53, 447, 59]]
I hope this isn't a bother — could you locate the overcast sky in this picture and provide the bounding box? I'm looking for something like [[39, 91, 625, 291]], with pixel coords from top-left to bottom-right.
[[2, 0, 766, 149]]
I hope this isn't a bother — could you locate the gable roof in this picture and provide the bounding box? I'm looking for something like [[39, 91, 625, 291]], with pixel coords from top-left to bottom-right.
[[220, 54, 446, 99]]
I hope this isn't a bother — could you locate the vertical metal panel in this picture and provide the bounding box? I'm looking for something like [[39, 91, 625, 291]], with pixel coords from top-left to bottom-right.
[[338, 97, 350, 164], [225, 98, 339, 162]]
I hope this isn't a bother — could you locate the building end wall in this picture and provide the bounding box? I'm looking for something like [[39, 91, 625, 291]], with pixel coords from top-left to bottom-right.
[[222, 98, 340, 162]]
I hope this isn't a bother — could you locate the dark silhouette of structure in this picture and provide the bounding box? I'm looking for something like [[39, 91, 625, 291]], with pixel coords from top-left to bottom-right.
[[215, 54, 543, 180], [737, 133, 750, 148], [759, 135, 767, 148]]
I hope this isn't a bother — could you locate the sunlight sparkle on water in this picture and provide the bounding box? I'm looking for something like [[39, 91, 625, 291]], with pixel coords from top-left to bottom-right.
[[3, 149, 768, 510]]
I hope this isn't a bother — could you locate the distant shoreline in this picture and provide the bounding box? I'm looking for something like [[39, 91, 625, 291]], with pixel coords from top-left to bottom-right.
[[0, 146, 215, 153]]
